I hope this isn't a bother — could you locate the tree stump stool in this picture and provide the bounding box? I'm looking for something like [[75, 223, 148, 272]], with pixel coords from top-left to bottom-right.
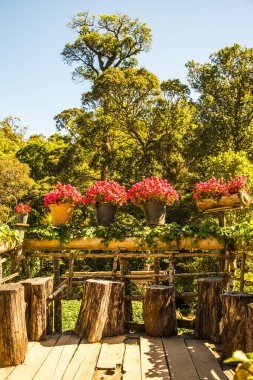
[[0, 283, 28, 366], [246, 303, 253, 352], [194, 277, 227, 342], [221, 291, 253, 359], [21, 277, 53, 341], [143, 285, 177, 337], [75, 279, 125, 343]]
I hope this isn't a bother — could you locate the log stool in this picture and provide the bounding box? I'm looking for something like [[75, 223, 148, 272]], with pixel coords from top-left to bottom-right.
[[0, 283, 28, 366], [21, 277, 53, 341], [246, 303, 253, 352], [143, 285, 177, 337], [221, 291, 253, 359], [194, 277, 227, 342], [75, 279, 125, 343]]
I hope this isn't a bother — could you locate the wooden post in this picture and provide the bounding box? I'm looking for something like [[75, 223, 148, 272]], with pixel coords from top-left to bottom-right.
[[0, 283, 28, 366], [246, 303, 253, 352], [0, 257, 3, 280], [53, 258, 62, 333], [194, 277, 227, 342], [240, 253, 246, 292], [143, 285, 177, 337], [21, 277, 53, 341], [119, 258, 133, 321], [75, 279, 125, 343], [153, 258, 160, 285], [220, 292, 253, 359], [67, 253, 74, 299], [228, 253, 237, 291]]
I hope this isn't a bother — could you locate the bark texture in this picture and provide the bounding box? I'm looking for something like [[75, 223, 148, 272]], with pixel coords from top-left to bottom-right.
[[75, 279, 125, 343], [221, 291, 253, 359], [0, 283, 28, 366], [194, 277, 227, 342], [21, 277, 53, 341], [246, 303, 253, 352], [143, 285, 177, 337]]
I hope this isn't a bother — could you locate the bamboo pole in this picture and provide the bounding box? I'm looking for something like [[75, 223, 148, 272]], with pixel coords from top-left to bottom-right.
[[24, 236, 224, 252]]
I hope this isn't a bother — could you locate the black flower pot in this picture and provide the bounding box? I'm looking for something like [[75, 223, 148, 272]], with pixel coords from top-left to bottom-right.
[[95, 203, 117, 226], [143, 202, 166, 227]]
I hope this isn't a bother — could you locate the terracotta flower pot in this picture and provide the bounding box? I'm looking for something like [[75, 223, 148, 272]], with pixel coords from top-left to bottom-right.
[[95, 203, 117, 226], [143, 202, 167, 227], [16, 213, 29, 224], [48, 204, 75, 226]]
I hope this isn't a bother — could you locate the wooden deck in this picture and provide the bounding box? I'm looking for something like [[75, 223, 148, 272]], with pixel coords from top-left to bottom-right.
[[0, 332, 234, 380]]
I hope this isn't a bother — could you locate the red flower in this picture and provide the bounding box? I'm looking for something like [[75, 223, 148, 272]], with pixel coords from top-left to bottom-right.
[[14, 203, 31, 214], [44, 182, 84, 206], [127, 177, 179, 206], [85, 181, 127, 206], [193, 176, 248, 201]]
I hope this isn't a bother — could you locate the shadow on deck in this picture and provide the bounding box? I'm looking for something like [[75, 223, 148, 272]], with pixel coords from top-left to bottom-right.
[[0, 332, 234, 380]]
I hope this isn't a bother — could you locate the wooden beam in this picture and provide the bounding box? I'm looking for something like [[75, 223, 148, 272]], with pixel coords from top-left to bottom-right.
[[0, 272, 19, 284]]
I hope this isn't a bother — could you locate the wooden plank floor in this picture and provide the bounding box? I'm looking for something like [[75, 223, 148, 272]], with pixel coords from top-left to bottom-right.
[[0, 332, 235, 380]]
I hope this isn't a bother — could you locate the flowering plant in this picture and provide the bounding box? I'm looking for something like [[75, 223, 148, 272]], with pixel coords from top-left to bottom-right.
[[14, 203, 31, 214], [44, 182, 84, 206], [84, 181, 127, 206], [193, 176, 248, 201], [127, 176, 179, 206]]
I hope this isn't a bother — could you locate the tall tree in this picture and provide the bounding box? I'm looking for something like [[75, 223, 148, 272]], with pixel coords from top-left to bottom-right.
[[186, 44, 253, 161], [62, 12, 152, 81]]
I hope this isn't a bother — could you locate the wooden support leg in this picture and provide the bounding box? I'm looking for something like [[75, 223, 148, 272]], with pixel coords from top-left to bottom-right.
[[0, 283, 28, 366], [240, 253, 246, 292], [167, 254, 177, 331], [228, 253, 237, 291], [153, 258, 160, 285], [120, 258, 133, 321], [53, 258, 62, 333], [67, 253, 74, 299]]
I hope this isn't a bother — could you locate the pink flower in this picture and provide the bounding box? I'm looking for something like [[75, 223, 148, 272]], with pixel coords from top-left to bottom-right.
[[85, 181, 127, 206], [44, 182, 84, 206], [127, 177, 179, 206], [14, 203, 31, 214], [193, 176, 248, 201]]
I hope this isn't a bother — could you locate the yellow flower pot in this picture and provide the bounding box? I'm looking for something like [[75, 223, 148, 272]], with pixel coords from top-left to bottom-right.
[[48, 204, 75, 226]]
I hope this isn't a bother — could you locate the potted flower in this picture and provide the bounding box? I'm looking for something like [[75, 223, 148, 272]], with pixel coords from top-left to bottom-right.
[[127, 176, 179, 226], [14, 203, 31, 224], [84, 180, 127, 226], [193, 176, 251, 211], [44, 182, 84, 225]]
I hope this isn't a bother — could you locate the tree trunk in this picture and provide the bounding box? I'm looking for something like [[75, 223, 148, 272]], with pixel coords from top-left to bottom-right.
[[0, 283, 28, 366], [246, 303, 253, 352], [143, 285, 177, 337], [194, 277, 227, 342], [75, 279, 125, 343], [21, 277, 53, 341], [221, 292, 253, 359]]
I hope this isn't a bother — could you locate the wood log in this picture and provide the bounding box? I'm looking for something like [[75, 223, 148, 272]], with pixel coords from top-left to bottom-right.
[[75, 279, 125, 343], [246, 303, 253, 352], [0, 283, 28, 366], [194, 277, 227, 342], [220, 291, 253, 359], [20, 277, 53, 341], [143, 285, 177, 337], [23, 236, 224, 251]]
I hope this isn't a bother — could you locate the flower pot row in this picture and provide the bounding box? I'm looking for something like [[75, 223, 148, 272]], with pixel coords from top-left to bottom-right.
[[14, 175, 252, 227], [44, 179, 177, 227]]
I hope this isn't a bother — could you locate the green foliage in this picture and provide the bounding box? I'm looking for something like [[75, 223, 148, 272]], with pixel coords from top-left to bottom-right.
[[62, 12, 152, 81], [62, 300, 81, 331], [0, 224, 21, 243]]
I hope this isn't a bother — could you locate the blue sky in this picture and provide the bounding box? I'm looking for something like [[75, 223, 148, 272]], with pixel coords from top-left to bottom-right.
[[0, 0, 253, 137]]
